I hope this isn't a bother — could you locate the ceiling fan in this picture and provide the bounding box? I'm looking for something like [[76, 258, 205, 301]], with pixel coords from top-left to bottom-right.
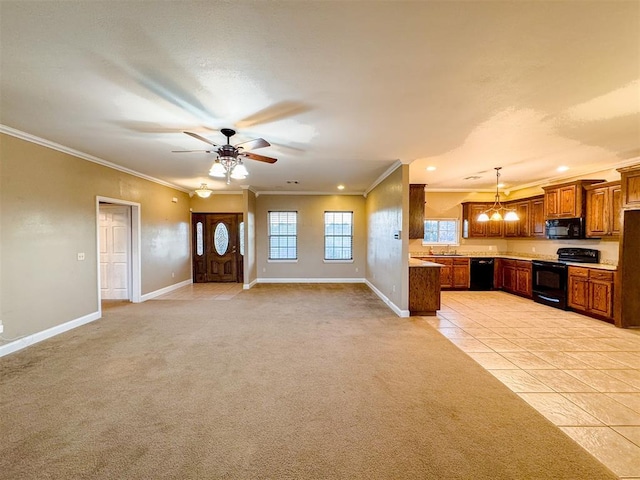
[[173, 128, 277, 184]]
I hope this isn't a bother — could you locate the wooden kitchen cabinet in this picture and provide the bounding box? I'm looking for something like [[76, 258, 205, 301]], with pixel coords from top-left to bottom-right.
[[616, 163, 640, 328], [504, 200, 532, 237], [619, 164, 640, 208], [500, 259, 531, 298], [568, 266, 614, 322], [409, 265, 441, 316], [542, 180, 604, 219], [422, 257, 469, 289], [585, 181, 621, 237], [515, 261, 532, 298], [409, 184, 426, 239], [530, 196, 546, 237], [461, 203, 503, 238], [452, 258, 470, 289], [501, 259, 517, 292]]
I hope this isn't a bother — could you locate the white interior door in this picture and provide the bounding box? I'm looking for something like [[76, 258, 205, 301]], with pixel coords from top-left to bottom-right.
[[99, 205, 131, 300]]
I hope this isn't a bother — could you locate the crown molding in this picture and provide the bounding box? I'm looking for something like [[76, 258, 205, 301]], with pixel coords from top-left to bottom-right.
[[255, 190, 365, 197], [364, 160, 403, 197]]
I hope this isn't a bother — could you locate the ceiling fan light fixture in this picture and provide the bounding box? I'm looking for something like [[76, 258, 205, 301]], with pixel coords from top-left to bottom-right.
[[178, 129, 276, 185], [195, 183, 213, 198], [232, 161, 248, 178], [209, 161, 226, 178], [477, 167, 519, 223]]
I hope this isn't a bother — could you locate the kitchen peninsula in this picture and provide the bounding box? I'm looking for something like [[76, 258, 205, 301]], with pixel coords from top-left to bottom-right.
[[408, 258, 443, 316]]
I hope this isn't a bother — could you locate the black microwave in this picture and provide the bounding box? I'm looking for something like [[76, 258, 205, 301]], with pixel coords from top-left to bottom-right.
[[545, 218, 585, 239]]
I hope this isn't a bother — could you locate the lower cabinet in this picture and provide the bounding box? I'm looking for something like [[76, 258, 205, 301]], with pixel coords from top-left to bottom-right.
[[568, 266, 614, 321], [501, 259, 532, 298], [421, 257, 470, 289], [409, 266, 441, 316]]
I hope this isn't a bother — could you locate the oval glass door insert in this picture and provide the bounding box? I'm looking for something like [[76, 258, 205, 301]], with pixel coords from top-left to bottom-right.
[[196, 222, 204, 256], [214, 222, 229, 255]]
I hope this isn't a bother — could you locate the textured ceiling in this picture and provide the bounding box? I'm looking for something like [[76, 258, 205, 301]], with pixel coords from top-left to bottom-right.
[[1, 1, 638, 195]]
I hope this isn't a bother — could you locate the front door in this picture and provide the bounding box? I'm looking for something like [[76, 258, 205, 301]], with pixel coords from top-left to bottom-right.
[[192, 213, 243, 282]]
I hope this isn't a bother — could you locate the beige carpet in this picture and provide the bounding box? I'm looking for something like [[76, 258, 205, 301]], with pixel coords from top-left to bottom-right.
[[0, 284, 617, 479]]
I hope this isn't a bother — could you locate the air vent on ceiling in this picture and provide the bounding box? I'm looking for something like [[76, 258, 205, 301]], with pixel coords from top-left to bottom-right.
[[464, 175, 482, 180]]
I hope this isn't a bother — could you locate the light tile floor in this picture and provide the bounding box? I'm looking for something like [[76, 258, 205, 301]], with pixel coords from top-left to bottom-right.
[[427, 291, 640, 479]]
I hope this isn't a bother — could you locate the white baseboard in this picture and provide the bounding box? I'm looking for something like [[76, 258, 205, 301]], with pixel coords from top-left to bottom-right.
[[364, 280, 409, 317], [140, 279, 192, 302], [256, 277, 366, 284], [243, 278, 258, 290], [0, 310, 101, 358]]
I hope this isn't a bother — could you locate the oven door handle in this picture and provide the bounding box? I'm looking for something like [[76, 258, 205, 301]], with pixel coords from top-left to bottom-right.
[[537, 294, 561, 304]]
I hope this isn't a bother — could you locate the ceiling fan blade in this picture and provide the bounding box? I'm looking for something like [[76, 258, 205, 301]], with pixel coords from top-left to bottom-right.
[[184, 131, 218, 147], [171, 150, 214, 153], [235, 137, 270, 151], [243, 152, 278, 164], [235, 101, 311, 128]]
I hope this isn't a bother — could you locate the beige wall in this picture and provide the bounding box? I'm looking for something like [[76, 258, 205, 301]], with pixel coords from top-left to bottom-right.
[[243, 189, 258, 286], [366, 165, 408, 311], [0, 134, 192, 340], [190, 193, 243, 213], [255, 194, 366, 280]]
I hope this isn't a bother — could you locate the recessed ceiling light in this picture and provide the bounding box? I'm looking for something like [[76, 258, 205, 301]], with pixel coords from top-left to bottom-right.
[[497, 183, 505, 188], [426, 166, 436, 171], [557, 166, 569, 172], [337, 184, 345, 190]]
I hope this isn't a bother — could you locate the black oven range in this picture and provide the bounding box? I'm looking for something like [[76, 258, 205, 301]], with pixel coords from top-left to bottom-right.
[[531, 248, 600, 310]]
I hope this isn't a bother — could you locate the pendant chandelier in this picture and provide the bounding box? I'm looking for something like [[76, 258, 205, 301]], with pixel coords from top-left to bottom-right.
[[209, 152, 248, 185], [194, 183, 213, 198], [477, 167, 519, 222]]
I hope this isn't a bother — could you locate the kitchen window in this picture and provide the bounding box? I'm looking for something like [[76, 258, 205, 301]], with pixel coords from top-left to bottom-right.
[[268, 211, 297, 260], [324, 211, 353, 261], [423, 219, 459, 245]]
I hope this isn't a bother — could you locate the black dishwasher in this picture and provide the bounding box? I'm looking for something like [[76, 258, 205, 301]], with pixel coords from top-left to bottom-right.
[[469, 258, 495, 291]]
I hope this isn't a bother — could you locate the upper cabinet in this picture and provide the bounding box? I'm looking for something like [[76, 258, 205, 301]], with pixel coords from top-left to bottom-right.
[[585, 181, 622, 238], [461, 203, 503, 238], [530, 196, 546, 237], [542, 180, 604, 219], [464, 195, 544, 239], [618, 164, 640, 209], [409, 184, 426, 239]]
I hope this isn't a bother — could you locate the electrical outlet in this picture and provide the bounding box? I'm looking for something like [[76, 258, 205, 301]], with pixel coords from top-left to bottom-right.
[[0, 323, 4, 334], [171, 272, 175, 278], [77, 252, 85, 261], [355, 267, 359, 273], [532, 247, 536, 253], [392, 284, 396, 293]]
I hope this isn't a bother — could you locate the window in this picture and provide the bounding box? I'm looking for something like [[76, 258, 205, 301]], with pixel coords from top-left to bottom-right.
[[423, 219, 458, 244], [269, 211, 297, 260], [324, 211, 353, 260]]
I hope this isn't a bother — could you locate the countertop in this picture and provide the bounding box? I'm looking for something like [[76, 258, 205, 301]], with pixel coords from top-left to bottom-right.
[[409, 253, 617, 271], [409, 258, 445, 268]]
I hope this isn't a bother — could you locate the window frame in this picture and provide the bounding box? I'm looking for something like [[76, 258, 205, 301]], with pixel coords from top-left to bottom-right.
[[323, 211, 354, 262], [268, 211, 298, 261], [422, 218, 460, 246]]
